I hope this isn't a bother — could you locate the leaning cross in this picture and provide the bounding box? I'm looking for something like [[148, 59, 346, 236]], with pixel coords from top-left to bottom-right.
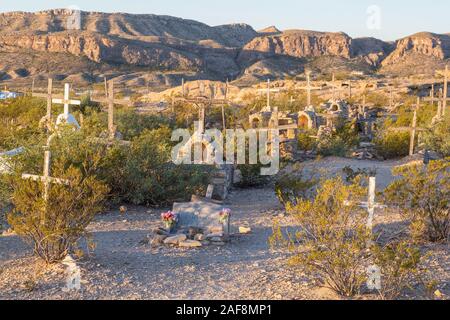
[[22, 150, 70, 222], [257, 79, 280, 112], [52, 83, 81, 118], [388, 98, 424, 156], [436, 65, 450, 116], [298, 70, 321, 106]]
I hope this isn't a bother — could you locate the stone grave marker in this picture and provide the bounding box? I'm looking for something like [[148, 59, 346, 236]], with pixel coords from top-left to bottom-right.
[[173, 201, 230, 235]]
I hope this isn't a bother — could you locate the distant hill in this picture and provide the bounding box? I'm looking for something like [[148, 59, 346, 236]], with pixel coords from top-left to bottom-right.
[[0, 9, 449, 88]]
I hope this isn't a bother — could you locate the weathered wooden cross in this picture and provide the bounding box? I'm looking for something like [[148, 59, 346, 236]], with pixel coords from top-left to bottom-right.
[[257, 79, 281, 112], [437, 65, 449, 116], [22, 150, 70, 222], [298, 70, 321, 107], [90, 81, 130, 145], [389, 98, 425, 156]]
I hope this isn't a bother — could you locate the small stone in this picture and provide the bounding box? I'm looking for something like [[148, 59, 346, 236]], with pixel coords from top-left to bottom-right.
[[1, 228, 16, 236], [179, 240, 202, 248], [120, 206, 127, 215], [163, 234, 187, 245], [209, 226, 224, 234], [239, 227, 252, 234], [188, 227, 203, 239], [194, 234, 206, 241], [435, 290, 443, 299], [206, 232, 224, 239], [152, 227, 170, 236], [151, 234, 168, 247]]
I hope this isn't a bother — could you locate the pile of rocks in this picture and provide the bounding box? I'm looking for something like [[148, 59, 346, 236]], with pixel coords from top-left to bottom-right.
[[148, 226, 230, 249]]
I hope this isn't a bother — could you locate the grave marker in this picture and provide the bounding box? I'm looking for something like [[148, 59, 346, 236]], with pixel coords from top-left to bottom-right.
[[173, 201, 230, 235], [22, 150, 69, 222], [298, 70, 321, 106]]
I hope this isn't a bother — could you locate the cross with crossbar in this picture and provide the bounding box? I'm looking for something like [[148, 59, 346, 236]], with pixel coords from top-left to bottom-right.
[[298, 70, 321, 107]]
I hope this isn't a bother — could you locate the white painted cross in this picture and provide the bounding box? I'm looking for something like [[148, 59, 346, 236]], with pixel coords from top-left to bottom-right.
[[298, 70, 321, 107], [52, 83, 81, 129], [344, 176, 385, 232], [22, 150, 70, 222], [52, 83, 81, 118], [257, 79, 280, 112]]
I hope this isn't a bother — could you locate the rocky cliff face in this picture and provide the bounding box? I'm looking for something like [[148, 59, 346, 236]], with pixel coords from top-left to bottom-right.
[[0, 9, 449, 86], [0, 10, 258, 47], [238, 31, 353, 65], [381, 32, 450, 66]]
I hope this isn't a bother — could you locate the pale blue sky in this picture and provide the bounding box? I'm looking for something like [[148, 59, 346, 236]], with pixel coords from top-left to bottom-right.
[[1, 0, 448, 40]]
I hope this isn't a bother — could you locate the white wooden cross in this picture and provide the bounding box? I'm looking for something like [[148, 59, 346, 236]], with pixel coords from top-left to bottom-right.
[[298, 70, 321, 107], [344, 176, 386, 233], [22, 150, 69, 222], [52, 83, 81, 118], [257, 79, 280, 112]]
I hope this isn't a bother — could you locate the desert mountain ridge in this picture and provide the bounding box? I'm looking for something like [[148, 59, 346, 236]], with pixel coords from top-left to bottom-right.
[[0, 9, 449, 88]]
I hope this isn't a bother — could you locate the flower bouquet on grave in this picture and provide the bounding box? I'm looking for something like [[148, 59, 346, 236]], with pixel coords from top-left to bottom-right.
[[219, 208, 231, 225], [161, 211, 178, 233]]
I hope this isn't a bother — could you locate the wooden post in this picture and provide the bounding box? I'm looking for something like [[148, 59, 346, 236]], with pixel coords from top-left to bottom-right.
[[443, 65, 448, 116], [46, 78, 53, 121], [108, 81, 115, 139], [409, 98, 419, 156], [104, 77, 108, 100], [266, 79, 271, 110], [430, 84, 435, 107]]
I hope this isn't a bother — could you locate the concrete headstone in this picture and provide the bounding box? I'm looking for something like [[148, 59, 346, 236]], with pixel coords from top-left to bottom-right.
[[173, 201, 230, 235]]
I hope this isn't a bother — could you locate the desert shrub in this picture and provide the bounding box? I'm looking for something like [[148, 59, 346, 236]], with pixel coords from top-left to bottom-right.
[[274, 177, 371, 297], [275, 164, 318, 207], [317, 123, 359, 157], [7, 132, 109, 263], [236, 164, 270, 188], [384, 159, 449, 242], [422, 121, 450, 157], [297, 131, 317, 151], [374, 131, 410, 159], [371, 240, 422, 300], [101, 127, 211, 206]]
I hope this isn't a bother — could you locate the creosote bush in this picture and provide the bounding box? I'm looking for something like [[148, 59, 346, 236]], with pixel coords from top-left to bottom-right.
[[374, 131, 410, 159], [7, 132, 109, 263], [371, 240, 422, 300], [273, 177, 371, 297], [384, 159, 450, 243], [275, 164, 318, 207]]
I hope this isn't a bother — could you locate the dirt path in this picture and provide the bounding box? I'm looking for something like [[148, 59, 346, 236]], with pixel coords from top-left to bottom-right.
[[0, 157, 447, 300]]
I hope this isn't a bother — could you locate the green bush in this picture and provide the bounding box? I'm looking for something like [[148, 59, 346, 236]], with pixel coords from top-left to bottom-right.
[[237, 163, 270, 188], [7, 131, 109, 263], [275, 164, 318, 207], [384, 159, 450, 242], [273, 177, 370, 297], [374, 131, 410, 159], [423, 121, 450, 157], [317, 123, 359, 157], [371, 240, 422, 300], [100, 127, 211, 206]]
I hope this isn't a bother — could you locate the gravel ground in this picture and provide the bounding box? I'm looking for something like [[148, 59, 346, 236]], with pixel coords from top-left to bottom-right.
[[0, 157, 448, 300]]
